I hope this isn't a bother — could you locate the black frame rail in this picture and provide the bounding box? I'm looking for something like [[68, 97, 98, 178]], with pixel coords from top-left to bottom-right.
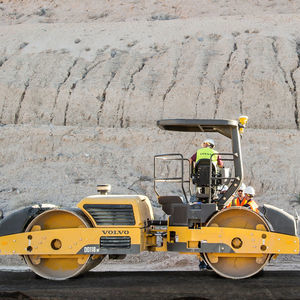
[[208, 152, 240, 203]]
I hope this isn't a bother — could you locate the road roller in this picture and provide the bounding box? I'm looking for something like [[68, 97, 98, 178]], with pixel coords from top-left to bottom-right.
[[0, 117, 298, 280]]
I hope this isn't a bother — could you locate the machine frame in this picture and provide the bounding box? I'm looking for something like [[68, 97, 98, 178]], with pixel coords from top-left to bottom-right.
[[0, 117, 298, 280]]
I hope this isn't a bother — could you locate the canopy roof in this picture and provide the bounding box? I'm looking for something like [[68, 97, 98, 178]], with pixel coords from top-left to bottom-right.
[[157, 119, 238, 138]]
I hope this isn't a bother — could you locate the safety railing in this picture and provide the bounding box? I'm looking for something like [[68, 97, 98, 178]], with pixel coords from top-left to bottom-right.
[[154, 153, 191, 203]]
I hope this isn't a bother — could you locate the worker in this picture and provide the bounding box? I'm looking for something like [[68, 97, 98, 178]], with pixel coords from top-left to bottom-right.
[[225, 183, 245, 208], [199, 258, 210, 270], [236, 183, 246, 201], [190, 138, 224, 169], [226, 185, 259, 213], [243, 186, 259, 213]]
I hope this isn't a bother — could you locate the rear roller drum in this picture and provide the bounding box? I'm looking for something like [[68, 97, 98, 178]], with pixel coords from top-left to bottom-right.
[[203, 207, 271, 279], [24, 209, 105, 280]]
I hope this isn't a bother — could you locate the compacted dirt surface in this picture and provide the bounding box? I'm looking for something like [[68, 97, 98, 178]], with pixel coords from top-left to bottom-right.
[[0, 270, 300, 299]]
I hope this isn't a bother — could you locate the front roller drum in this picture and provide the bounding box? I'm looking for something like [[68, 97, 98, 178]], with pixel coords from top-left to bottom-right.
[[203, 207, 271, 279], [24, 209, 105, 280]]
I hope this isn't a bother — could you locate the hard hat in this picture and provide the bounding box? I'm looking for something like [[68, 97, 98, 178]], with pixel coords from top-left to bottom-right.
[[238, 183, 246, 191], [244, 186, 255, 196], [202, 138, 215, 148]]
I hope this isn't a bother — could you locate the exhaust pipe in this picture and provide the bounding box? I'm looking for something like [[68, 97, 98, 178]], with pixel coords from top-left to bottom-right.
[[97, 184, 111, 195]]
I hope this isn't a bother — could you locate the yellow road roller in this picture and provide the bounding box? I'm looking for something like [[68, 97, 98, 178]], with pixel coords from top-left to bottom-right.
[[0, 118, 298, 280]]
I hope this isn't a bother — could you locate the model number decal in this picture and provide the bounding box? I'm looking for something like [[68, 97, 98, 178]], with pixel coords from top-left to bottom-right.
[[102, 230, 129, 235], [84, 246, 98, 253]]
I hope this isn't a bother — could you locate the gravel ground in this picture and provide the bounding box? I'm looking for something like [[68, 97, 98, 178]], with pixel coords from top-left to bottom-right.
[[1, 253, 300, 273]]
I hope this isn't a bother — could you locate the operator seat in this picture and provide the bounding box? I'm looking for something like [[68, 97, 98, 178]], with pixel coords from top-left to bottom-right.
[[192, 159, 217, 187], [191, 159, 220, 202]]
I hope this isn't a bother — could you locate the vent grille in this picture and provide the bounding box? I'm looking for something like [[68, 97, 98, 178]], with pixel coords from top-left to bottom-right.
[[83, 204, 135, 225], [100, 236, 131, 249]]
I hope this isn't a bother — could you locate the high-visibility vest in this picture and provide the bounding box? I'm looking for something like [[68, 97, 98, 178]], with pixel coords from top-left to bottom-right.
[[246, 200, 259, 213], [226, 197, 259, 213], [227, 197, 247, 207], [196, 148, 218, 164]]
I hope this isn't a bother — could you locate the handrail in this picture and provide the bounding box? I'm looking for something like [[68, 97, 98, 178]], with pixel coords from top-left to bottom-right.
[[154, 152, 238, 204], [154, 153, 191, 203]]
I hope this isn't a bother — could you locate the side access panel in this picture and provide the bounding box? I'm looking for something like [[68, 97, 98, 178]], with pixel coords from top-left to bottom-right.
[[169, 203, 218, 226]]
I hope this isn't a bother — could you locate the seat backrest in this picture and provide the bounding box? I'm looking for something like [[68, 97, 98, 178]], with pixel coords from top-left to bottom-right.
[[158, 196, 182, 205], [193, 159, 216, 187], [158, 196, 183, 215]]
